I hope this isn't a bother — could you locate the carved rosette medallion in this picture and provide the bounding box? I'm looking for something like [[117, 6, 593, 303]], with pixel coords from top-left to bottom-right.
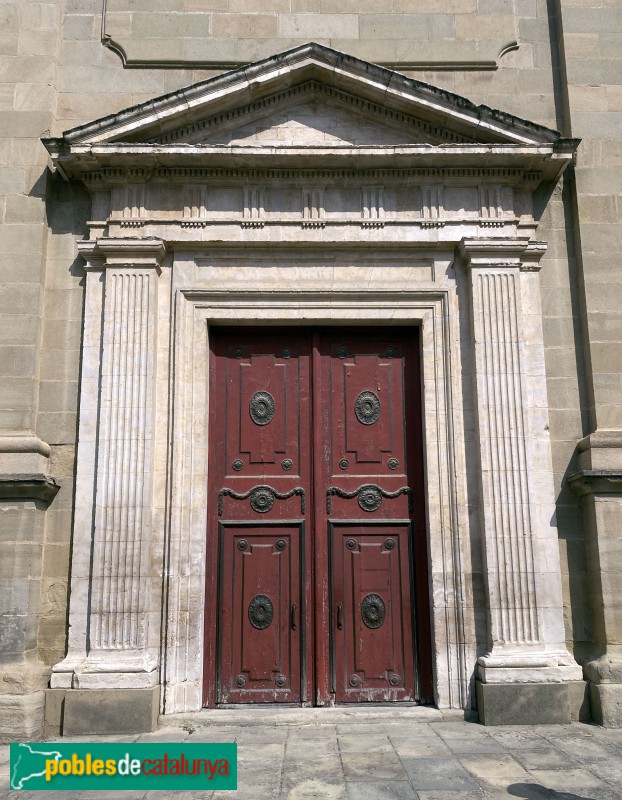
[[358, 486, 383, 512], [361, 593, 385, 629], [248, 594, 274, 630], [355, 391, 381, 425], [249, 391, 275, 425], [250, 487, 275, 513]]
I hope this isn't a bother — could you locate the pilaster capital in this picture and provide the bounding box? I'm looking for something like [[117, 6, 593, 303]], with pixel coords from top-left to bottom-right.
[[458, 237, 547, 271], [77, 237, 167, 272]]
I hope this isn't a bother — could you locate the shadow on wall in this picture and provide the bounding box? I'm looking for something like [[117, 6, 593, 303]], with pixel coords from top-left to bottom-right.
[[508, 783, 599, 800]]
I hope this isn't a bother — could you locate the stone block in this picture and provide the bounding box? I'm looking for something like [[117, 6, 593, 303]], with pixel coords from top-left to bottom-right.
[[43, 688, 65, 738], [131, 11, 213, 38], [567, 680, 591, 722], [62, 686, 160, 735], [476, 681, 571, 725], [0, 691, 45, 743], [278, 13, 357, 39], [589, 683, 622, 727]]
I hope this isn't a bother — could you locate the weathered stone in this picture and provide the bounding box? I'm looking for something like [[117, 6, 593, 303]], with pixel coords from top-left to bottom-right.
[[62, 687, 160, 735], [476, 682, 571, 726]]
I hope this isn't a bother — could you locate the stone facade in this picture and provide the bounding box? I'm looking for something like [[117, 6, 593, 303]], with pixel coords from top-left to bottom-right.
[[0, 1, 620, 739]]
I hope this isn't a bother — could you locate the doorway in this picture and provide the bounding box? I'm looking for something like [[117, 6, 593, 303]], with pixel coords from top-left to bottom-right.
[[204, 327, 432, 705]]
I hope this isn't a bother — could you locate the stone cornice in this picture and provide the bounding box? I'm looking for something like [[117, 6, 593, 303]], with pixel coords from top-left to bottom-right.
[[567, 470, 622, 497], [0, 475, 60, 504]]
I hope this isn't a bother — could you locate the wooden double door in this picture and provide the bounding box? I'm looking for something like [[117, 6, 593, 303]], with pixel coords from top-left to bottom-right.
[[204, 327, 432, 706]]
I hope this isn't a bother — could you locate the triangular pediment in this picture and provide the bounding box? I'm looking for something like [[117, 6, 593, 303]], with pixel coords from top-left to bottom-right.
[[44, 43, 578, 184], [48, 43, 565, 149]]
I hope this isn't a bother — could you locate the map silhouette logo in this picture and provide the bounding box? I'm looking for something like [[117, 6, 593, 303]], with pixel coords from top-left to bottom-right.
[[10, 743, 62, 789]]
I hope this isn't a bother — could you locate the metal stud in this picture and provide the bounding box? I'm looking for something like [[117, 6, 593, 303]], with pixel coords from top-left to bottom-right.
[[389, 674, 401, 686], [236, 675, 246, 687], [384, 538, 396, 550], [337, 347, 347, 359], [232, 459, 244, 471], [282, 348, 291, 359], [339, 459, 349, 470], [388, 458, 399, 470], [275, 675, 286, 687], [234, 348, 244, 359], [276, 539, 287, 550], [346, 538, 357, 550], [237, 539, 248, 550], [282, 458, 293, 471], [349, 674, 360, 687]]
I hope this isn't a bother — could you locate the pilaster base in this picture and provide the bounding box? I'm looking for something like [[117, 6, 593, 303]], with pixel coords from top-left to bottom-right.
[[476, 681, 572, 725], [0, 692, 45, 743], [45, 686, 160, 736]]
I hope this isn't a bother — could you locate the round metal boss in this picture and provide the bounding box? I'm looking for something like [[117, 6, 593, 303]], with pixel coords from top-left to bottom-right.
[[249, 391, 275, 426], [248, 594, 274, 630], [339, 459, 349, 470], [337, 347, 348, 359], [384, 538, 396, 550], [234, 348, 244, 359], [388, 458, 399, 470], [358, 486, 383, 513], [275, 675, 286, 687], [349, 674, 360, 687], [282, 348, 291, 359], [236, 675, 246, 687], [361, 593, 386, 629], [250, 487, 275, 514], [355, 391, 381, 425], [281, 458, 293, 471], [389, 674, 401, 686], [237, 539, 248, 551], [232, 459, 244, 471], [346, 538, 357, 550], [276, 539, 287, 551]]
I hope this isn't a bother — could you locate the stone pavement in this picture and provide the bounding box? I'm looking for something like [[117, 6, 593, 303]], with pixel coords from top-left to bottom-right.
[[1, 707, 621, 800]]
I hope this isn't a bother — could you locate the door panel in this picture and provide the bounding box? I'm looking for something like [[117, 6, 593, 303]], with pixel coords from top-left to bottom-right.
[[331, 524, 415, 701], [219, 524, 302, 703], [206, 327, 430, 706], [316, 330, 424, 702], [207, 330, 312, 705]]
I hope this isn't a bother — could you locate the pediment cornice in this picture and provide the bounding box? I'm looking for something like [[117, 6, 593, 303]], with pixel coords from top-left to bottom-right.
[[43, 44, 578, 186]]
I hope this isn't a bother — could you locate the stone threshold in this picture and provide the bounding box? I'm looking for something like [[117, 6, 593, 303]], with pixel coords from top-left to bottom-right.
[[162, 704, 462, 729]]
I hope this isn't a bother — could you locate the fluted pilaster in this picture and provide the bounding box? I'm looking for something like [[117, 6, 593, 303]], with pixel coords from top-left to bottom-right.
[[459, 238, 581, 685]]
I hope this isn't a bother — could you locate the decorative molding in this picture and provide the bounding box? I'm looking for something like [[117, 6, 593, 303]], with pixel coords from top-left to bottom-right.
[[421, 185, 444, 228], [0, 475, 60, 504], [218, 484, 306, 516], [242, 187, 264, 228], [326, 484, 413, 516], [302, 187, 325, 228], [362, 187, 385, 228], [568, 470, 622, 497]]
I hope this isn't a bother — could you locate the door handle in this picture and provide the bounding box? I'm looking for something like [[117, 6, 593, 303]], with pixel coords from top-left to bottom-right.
[[337, 603, 343, 630], [290, 603, 297, 631]]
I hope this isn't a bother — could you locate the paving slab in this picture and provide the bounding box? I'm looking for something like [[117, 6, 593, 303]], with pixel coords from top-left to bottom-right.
[[1, 710, 622, 799]]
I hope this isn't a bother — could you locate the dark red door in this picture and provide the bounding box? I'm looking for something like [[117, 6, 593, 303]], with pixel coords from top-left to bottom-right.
[[315, 331, 428, 702], [205, 328, 432, 706]]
